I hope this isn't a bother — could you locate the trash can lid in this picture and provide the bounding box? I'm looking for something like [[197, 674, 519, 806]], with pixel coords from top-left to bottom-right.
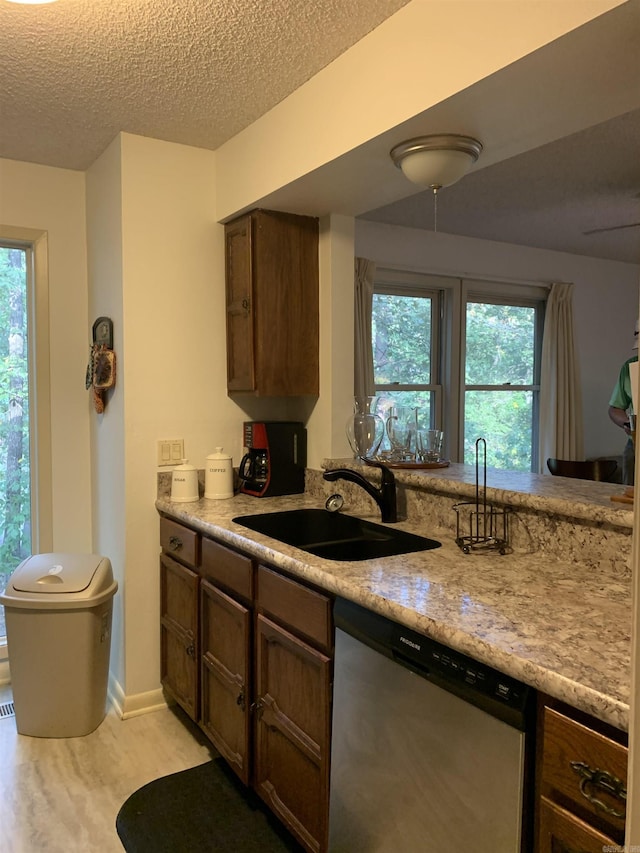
[[9, 553, 111, 595]]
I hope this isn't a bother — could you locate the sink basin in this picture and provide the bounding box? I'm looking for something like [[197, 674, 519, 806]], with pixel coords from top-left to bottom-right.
[[232, 509, 441, 561]]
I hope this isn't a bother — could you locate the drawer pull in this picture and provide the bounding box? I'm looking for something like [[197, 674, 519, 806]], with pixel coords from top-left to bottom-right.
[[570, 760, 627, 818], [168, 535, 183, 552], [185, 643, 195, 658]]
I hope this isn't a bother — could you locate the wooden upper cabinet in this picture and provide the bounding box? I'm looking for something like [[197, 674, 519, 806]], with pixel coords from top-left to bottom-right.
[[225, 209, 319, 396]]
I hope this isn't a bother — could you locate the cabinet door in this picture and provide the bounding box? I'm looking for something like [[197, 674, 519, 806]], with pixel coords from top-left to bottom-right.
[[200, 579, 252, 785], [538, 797, 617, 853], [251, 210, 319, 396], [160, 552, 199, 720], [254, 613, 331, 853], [225, 215, 255, 392]]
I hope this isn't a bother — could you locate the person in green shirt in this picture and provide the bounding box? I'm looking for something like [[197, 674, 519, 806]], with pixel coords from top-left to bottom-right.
[[608, 323, 638, 485]]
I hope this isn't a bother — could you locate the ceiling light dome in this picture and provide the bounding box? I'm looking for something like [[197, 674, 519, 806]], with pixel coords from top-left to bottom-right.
[[390, 134, 483, 191]]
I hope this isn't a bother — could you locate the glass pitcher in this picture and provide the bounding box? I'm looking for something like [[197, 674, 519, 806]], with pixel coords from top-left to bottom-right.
[[346, 397, 385, 461]]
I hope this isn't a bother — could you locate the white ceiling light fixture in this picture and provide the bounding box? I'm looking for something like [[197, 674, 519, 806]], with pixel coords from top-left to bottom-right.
[[390, 134, 483, 191], [390, 134, 483, 231]]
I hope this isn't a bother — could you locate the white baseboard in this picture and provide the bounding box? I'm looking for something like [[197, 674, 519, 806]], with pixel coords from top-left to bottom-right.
[[108, 672, 170, 720], [0, 667, 169, 719]]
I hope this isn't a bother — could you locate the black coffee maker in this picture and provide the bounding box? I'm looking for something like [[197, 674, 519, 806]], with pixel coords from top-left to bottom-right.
[[239, 422, 306, 497]]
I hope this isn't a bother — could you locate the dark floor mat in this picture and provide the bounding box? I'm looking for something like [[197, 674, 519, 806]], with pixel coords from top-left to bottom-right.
[[116, 758, 303, 852]]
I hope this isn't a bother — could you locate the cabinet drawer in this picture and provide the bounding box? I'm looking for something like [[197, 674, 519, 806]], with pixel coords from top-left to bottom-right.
[[257, 565, 332, 651], [538, 796, 617, 852], [541, 706, 627, 838], [201, 537, 253, 602], [160, 517, 199, 567]]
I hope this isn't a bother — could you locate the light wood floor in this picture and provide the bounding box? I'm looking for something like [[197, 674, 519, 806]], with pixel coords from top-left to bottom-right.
[[0, 684, 215, 853]]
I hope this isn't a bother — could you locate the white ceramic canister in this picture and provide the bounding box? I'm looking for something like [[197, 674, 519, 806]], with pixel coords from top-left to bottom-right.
[[205, 447, 234, 499], [170, 459, 199, 502]]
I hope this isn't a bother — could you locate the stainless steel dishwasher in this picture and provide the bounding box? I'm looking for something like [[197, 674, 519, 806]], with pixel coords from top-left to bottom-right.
[[329, 598, 534, 852]]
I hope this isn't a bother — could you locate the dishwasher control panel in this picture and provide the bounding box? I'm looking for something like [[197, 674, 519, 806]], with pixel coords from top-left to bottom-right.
[[335, 596, 532, 730], [414, 637, 528, 711]]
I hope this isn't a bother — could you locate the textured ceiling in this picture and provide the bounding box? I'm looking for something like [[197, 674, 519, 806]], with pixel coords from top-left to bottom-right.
[[1, 0, 639, 265], [0, 0, 410, 170]]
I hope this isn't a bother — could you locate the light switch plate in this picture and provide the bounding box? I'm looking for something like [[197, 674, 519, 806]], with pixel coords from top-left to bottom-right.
[[157, 439, 184, 466]]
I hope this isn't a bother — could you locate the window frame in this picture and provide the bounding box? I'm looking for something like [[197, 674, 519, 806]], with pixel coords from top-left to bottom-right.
[[372, 269, 454, 440], [371, 269, 547, 469], [460, 279, 546, 471], [0, 229, 52, 668]]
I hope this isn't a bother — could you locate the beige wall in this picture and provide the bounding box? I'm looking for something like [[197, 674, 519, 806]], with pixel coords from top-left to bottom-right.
[[120, 133, 220, 707], [308, 215, 356, 466], [0, 158, 92, 553], [87, 134, 229, 710], [85, 136, 127, 698]]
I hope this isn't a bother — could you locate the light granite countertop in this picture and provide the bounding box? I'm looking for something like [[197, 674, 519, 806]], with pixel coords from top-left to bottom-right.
[[156, 461, 633, 733]]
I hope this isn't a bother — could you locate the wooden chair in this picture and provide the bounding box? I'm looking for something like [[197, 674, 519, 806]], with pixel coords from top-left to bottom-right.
[[546, 458, 618, 482]]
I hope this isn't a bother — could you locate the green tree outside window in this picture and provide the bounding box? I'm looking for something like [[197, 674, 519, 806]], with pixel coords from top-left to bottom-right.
[[0, 246, 31, 640]]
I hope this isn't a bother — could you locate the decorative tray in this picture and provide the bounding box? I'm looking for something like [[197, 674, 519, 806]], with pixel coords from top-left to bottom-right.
[[364, 458, 450, 470]]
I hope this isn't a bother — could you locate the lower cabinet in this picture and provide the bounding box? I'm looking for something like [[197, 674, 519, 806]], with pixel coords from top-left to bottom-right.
[[535, 696, 628, 852], [200, 579, 252, 785], [162, 516, 632, 853], [159, 515, 333, 853], [254, 607, 332, 852], [160, 517, 201, 719]]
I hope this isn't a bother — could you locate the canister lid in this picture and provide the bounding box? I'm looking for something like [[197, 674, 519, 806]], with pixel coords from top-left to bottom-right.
[[207, 447, 231, 460]]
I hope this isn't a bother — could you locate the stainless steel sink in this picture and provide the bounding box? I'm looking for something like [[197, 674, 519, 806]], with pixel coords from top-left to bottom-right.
[[232, 508, 441, 561]]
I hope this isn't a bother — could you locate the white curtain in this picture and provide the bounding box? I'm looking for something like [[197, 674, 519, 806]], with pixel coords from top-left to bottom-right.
[[538, 282, 584, 472], [354, 257, 376, 397]]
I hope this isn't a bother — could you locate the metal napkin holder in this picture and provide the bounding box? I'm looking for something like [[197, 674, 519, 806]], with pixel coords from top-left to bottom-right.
[[453, 438, 510, 555]]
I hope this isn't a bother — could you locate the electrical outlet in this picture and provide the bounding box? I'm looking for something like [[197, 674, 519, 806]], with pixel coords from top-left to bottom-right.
[[157, 439, 184, 466]]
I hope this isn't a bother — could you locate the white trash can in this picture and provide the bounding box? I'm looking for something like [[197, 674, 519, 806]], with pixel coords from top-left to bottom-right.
[[0, 553, 118, 738]]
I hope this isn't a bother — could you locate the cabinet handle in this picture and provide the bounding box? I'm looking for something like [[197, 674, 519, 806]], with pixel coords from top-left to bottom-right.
[[236, 689, 245, 711], [250, 697, 264, 719], [168, 535, 183, 552], [185, 643, 195, 658], [570, 760, 627, 818], [241, 298, 250, 312]]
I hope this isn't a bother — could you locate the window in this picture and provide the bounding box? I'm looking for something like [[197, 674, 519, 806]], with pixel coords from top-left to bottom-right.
[[0, 230, 52, 663], [0, 245, 31, 644], [373, 280, 441, 420], [371, 270, 546, 470]]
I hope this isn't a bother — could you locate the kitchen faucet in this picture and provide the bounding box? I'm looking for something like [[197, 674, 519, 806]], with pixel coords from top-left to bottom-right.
[[323, 461, 397, 523]]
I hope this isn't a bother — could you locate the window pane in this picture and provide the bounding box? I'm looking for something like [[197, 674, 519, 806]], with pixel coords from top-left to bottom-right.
[[375, 391, 433, 425], [465, 302, 535, 385], [0, 246, 31, 643], [375, 392, 434, 452], [373, 294, 432, 384], [464, 390, 533, 471]]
